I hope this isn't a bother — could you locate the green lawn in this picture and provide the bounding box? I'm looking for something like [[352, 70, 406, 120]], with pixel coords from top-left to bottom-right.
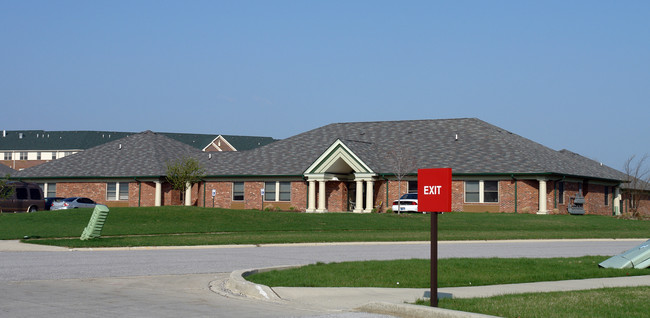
[[422, 287, 650, 318], [0, 206, 648, 247], [246, 257, 650, 288]]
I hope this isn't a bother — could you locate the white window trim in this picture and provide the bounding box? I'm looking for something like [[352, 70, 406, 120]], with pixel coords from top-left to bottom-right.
[[264, 181, 291, 202], [464, 180, 499, 203], [232, 182, 244, 201], [107, 182, 129, 201]]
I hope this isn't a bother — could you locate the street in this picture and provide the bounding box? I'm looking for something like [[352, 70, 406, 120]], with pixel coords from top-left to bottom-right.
[[0, 240, 642, 317]]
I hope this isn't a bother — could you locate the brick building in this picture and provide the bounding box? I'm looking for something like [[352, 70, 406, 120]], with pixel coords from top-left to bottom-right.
[[11, 119, 648, 216]]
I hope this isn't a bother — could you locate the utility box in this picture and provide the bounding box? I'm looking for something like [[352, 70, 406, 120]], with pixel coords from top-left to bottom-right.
[[599, 240, 650, 269], [80, 204, 110, 240]]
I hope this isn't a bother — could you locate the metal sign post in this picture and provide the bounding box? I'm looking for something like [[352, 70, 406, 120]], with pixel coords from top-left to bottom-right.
[[418, 168, 452, 307]]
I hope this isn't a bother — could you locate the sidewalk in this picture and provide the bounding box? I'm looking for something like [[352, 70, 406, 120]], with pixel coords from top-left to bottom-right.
[[0, 239, 69, 252]]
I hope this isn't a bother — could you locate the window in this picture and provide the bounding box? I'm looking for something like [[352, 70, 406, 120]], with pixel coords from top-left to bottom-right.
[[29, 188, 42, 200], [558, 182, 564, 204], [36, 152, 41, 160], [47, 183, 56, 197], [233, 182, 244, 201], [119, 183, 129, 200], [465, 180, 499, 203], [3, 152, 10, 160], [107, 183, 116, 200], [107, 182, 129, 200], [264, 181, 291, 201], [279, 182, 291, 201], [16, 187, 28, 200], [20, 152, 27, 160], [465, 181, 480, 203], [52, 152, 57, 159], [604, 186, 609, 206], [408, 181, 418, 193], [483, 181, 498, 202], [264, 182, 276, 201]]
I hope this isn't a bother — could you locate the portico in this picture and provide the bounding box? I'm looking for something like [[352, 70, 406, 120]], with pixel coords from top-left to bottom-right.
[[304, 140, 377, 213]]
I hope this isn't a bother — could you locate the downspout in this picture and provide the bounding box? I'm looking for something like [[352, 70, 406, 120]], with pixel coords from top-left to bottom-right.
[[385, 178, 390, 212], [611, 186, 614, 216], [203, 180, 206, 207], [304, 177, 309, 212], [136, 178, 141, 207], [511, 175, 517, 214], [554, 181, 557, 209]]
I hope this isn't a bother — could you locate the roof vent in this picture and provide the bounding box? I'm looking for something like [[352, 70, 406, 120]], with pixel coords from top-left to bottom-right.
[[455, 134, 458, 141], [19, 133, 24, 139], [118, 143, 122, 150], [2, 130, 5, 137], [208, 153, 212, 159]]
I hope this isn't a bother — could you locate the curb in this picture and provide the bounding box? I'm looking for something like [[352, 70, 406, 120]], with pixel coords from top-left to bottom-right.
[[223, 266, 496, 318], [355, 302, 500, 318], [224, 265, 301, 301]]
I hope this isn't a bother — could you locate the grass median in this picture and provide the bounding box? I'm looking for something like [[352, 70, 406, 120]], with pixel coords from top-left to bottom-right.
[[246, 257, 650, 288], [421, 287, 650, 318], [0, 206, 648, 247], [247, 257, 650, 318]]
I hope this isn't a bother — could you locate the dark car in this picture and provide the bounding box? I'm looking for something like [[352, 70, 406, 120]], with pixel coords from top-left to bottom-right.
[[0, 181, 46, 213], [51, 197, 97, 210], [44, 197, 65, 210]]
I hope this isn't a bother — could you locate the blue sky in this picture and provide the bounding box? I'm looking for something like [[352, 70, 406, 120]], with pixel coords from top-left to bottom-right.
[[1, 1, 648, 170]]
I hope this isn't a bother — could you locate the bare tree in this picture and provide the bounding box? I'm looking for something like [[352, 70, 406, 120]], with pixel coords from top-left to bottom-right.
[[387, 147, 417, 214], [165, 157, 206, 205], [622, 154, 650, 218]]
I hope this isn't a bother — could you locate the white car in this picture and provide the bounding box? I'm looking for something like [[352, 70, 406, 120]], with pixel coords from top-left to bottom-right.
[[392, 193, 418, 213]]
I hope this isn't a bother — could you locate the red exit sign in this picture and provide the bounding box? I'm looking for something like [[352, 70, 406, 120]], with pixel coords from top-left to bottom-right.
[[418, 168, 452, 212]]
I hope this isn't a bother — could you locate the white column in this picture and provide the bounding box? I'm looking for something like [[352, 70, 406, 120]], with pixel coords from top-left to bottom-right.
[[316, 180, 327, 212], [614, 187, 621, 216], [155, 181, 162, 207], [307, 180, 316, 212], [364, 180, 374, 213], [537, 179, 548, 214], [185, 182, 192, 206], [354, 180, 364, 213]]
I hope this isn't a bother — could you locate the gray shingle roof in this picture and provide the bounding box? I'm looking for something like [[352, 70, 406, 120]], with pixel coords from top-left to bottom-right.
[[12, 119, 627, 182], [0, 163, 15, 176], [14, 131, 210, 178], [203, 118, 625, 181]]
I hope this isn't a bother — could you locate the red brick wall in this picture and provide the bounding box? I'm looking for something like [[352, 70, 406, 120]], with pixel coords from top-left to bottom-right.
[[292, 181, 307, 212], [49, 178, 635, 216], [55, 182, 106, 205], [197, 181, 307, 211], [552, 181, 616, 216]]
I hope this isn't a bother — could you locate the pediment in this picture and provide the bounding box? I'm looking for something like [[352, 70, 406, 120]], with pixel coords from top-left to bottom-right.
[[304, 139, 373, 175]]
